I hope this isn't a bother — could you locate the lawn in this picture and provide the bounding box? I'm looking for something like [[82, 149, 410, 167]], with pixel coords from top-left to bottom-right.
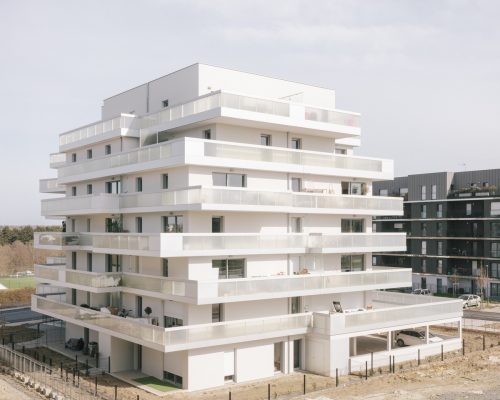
[[0, 276, 36, 289], [133, 376, 179, 392]]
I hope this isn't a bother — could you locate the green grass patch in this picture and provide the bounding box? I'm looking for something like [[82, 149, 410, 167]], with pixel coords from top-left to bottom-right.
[[0, 276, 36, 289], [134, 376, 178, 392]]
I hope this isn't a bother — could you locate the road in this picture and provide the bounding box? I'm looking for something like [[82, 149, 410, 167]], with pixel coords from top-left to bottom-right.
[[463, 309, 500, 322], [0, 307, 45, 324]]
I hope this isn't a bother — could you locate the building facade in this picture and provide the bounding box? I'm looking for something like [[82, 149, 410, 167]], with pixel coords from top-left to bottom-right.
[[374, 170, 500, 299], [34, 64, 462, 391]]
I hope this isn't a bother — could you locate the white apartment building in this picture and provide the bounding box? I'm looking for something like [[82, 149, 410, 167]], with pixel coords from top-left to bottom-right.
[[34, 64, 463, 391]]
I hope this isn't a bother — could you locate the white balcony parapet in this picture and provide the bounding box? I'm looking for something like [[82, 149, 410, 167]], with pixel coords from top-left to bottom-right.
[[59, 114, 138, 151], [312, 291, 463, 336], [56, 138, 392, 183], [39, 178, 66, 194], [32, 295, 312, 352], [49, 153, 66, 168], [34, 266, 411, 303], [34, 232, 84, 249], [161, 232, 407, 257], [41, 187, 403, 217]]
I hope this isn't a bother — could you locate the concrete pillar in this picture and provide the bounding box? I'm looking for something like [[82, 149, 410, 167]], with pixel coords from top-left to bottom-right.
[[387, 332, 392, 351], [287, 339, 294, 373], [426, 325, 430, 344], [282, 341, 289, 374], [352, 337, 357, 356]]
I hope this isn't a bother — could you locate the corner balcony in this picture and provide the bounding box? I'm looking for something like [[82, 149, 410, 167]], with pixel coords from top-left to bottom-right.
[[34, 265, 411, 304], [32, 295, 311, 352], [34, 232, 406, 257], [49, 153, 66, 168], [59, 114, 139, 152], [160, 232, 407, 257], [56, 137, 394, 184], [39, 178, 66, 194], [139, 90, 360, 141], [41, 187, 403, 217], [312, 291, 463, 337]]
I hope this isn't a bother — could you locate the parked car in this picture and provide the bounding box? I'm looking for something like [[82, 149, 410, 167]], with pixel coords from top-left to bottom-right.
[[395, 329, 442, 347], [412, 289, 432, 295], [459, 294, 481, 308]]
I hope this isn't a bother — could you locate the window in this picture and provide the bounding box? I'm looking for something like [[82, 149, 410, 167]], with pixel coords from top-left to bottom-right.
[[136, 177, 143, 192], [492, 202, 500, 217], [420, 205, 427, 218], [203, 129, 211, 140], [342, 182, 365, 195], [291, 138, 301, 149], [421, 259, 427, 273], [105, 144, 111, 155], [164, 316, 183, 328], [341, 219, 364, 233], [491, 222, 500, 238], [212, 172, 246, 188], [162, 174, 169, 189], [437, 222, 443, 237], [437, 204, 443, 218], [87, 253, 92, 272], [490, 262, 500, 279], [86, 149, 93, 159], [71, 252, 77, 270], [399, 188, 409, 198], [105, 181, 121, 194], [291, 297, 301, 314], [162, 216, 183, 233], [71, 186, 77, 196], [70, 218, 75, 232], [394, 223, 404, 230], [431, 184, 437, 200], [163, 370, 182, 387], [341, 255, 364, 272], [86, 218, 91, 232], [379, 189, 389, 196], [334, 148, 347, 155], [71, 153, 77, 163], [162, 99, 169, 108], [212, 216, 224, 233], [106, 254, 122, 272], [466, 203, 472, 216], [71, 289, 76, 305], [105, 217, 122, 233], [421, 222, 427, 236], [421, 277, 427, 289], [437, 259, 443, 274], [260, 134, 271, 146], [491, 242, 500, 258], [421, 185, 427, 200], [212, 259, 245, 279], [421, 241, 427, 255], [87, 184, 92, 195], [136, 217, 142, 233], [437, 241, 443, 256], [291, 177, 302, 192], [212, 304, 223, 322], [491, 283, 500, 298], [291, 217, 302, 233], [162, 259, 169, 277]]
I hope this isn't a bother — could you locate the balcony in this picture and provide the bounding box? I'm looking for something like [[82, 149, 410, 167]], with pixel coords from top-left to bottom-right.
[[49, 153, 66, 168], [161, 232, 407, 257], [56, 137, 393, 183], [139, 90, 360, 141], [34, 231, 406, 257], [59, 114, 139, 151], [35, 265, 411, 304], [312, 291, 463, 336], [41, 187, 403, 217], [32, 295, 311, 352], [39, 178, 66, 194]]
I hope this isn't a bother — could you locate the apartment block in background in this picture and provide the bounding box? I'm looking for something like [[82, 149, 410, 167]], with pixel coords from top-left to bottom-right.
[[34, 64, 462, 391], [374, 169, 500, 299]]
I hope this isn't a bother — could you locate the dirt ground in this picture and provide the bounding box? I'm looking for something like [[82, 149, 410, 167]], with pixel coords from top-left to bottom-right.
[[2, 328, 500, 400]]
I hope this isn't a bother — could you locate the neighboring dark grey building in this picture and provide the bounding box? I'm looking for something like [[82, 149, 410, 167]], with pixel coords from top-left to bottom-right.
[[373, 169, 500, 299]]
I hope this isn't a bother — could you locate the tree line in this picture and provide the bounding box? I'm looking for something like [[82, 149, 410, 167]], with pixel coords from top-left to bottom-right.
[[0, 226, 61, 246]]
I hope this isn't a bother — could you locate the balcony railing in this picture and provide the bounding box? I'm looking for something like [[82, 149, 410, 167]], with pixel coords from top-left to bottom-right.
[[59, 114, 138, 148], [35, 265, 121, 289], [39, 178, 65, 193], [49, 153, 66, 168], [41, 187, 403, 216], [34, 232, 86, 248]]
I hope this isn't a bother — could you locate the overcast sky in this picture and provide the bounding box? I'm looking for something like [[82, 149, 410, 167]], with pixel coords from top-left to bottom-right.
[[1, 0, 499, 225]]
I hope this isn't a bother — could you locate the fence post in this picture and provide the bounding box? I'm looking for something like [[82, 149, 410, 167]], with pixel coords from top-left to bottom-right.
[[370, 352, 373, 373], [392, 355, 395, 373], [95, 376, 97, 396], [336, 368, 338, 387], [115, 384, 117, 400], [60, 362, 63, 378], [75, 355, 78, 369], [348, 358, 351, 374], [441, 344, 444, 361], [268, 383, 270, 400], [109, 356, 111, 373], [462, 339, 465, 356], [418, 349, 420, 366], [303, 374, 306, 394], [389, 355, 391, 373], [483, 335, 486, 351], [229, 391, 231, 400], [365, 361, 368, 380]]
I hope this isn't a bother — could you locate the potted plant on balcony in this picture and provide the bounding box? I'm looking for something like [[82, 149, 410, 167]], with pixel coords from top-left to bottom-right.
[[144, 306, 152, 322]]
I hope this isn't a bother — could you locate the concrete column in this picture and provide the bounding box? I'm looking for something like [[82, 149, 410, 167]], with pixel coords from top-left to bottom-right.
[[282, 341, 289, 374], [426, 325, 430, 344], [287, 339, 294, 373], [387, 332, 392, 351], [352, 337, 357, 356]]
